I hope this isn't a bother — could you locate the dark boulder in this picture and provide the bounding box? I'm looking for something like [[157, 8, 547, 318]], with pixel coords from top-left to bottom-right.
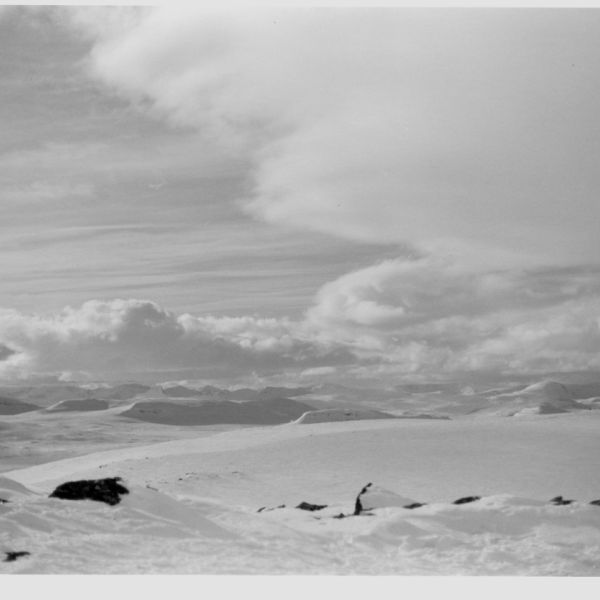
[[0, 498, 8, 504], [550, 495, 574, 505], [590, 499, 600, 506], [453, 496, 481, 505], [49, 477, 129, 506], [296, 501, 328, 512], [4, 551, 30, 563], [404, 502, 426, 509]]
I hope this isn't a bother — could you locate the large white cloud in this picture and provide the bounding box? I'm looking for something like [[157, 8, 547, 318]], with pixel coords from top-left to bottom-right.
[[68, 7, 600, 268], [9, 8, 594, 384], [0, 299, 352, 382], [1, 259, 599, 382], [304, 258, 600, 375]]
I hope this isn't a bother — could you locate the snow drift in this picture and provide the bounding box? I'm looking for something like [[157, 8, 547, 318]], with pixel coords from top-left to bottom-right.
[[0, 476, 38, 502], [2, 471, 599, 575]]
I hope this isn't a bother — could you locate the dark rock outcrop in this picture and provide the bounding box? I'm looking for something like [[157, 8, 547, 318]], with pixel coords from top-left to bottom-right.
[[49, 477, 129, 506], [550, 495, 574, 506], [296, 501, 328, 512], [590, 499, 600, 506], [453, 496, 481, 505], [4, 551, 30, 563], [354, 482, 373, 515], [404, 502, 426, 509]]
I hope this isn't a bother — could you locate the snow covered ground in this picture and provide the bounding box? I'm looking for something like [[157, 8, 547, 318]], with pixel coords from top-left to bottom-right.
[[2, 409, 600, 575]]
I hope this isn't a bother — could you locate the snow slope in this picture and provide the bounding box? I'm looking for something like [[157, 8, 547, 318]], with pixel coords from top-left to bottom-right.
[[2, 413, 600, 575]]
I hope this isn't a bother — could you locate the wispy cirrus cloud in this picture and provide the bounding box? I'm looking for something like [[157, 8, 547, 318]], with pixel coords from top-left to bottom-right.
[[70, 7, 600, 269]]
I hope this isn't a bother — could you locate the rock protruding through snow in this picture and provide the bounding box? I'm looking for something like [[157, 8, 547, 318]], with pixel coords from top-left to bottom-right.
[[49, 477, 129, 506], [353, 483, 419, 515], [296, 502, 328, 512], [453, 496, 481, 505], [3, 551, 30, 563], [550, 495, 574, 506]]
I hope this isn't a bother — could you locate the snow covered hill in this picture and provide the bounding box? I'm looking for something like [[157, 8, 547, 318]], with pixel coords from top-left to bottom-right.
[[2, 413, 600, 574], [482, 380, 596, 416], [160, 384, 313, 401]]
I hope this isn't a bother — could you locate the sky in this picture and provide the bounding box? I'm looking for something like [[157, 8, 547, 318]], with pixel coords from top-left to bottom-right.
[[1, 6, 599, 385]]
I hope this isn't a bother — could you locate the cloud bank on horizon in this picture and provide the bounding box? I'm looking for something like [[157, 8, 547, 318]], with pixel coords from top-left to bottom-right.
[[1, 259, 600, 382], [1, 7, 600, 383]]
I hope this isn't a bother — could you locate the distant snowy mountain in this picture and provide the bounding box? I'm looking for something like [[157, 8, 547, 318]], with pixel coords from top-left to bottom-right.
[[93, 384, 151, 401], [159, 384, 313, 401], [2, 377, 600, 418], [160, 384, 204, 398], [0, 382, 151, 408], [565, 382, 600, 401], [483, 380, 595, 416], [0, 385, 90, 408]]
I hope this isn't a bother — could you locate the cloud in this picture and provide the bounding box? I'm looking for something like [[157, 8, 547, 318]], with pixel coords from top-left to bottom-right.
[[1, 262, 599, 383], [0, 299, 352, 382], [69, 8, 600, 268], [304, 258, 600, 375], [4, 10, 596, 384], [307, 259, 600, 330]]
